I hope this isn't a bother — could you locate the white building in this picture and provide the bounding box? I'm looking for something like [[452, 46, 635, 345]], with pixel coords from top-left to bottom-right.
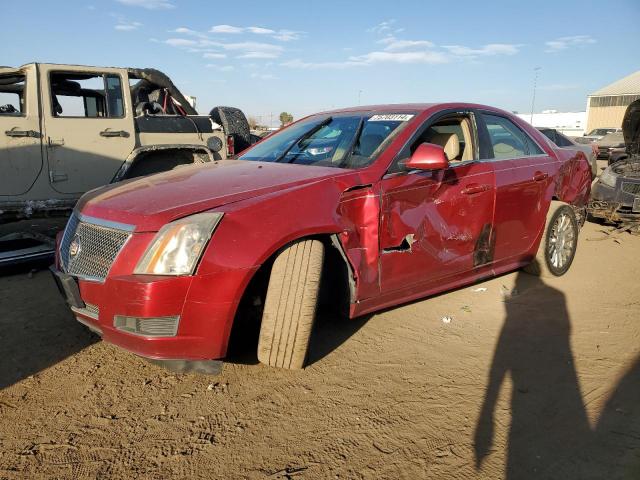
[[516, 110, 586, 136]]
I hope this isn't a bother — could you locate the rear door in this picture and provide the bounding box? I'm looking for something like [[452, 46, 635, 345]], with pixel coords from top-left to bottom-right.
[[477, 112, 553, 262], [379, 111, 496, 295], [40, 65, 135, 194], [0, 65, 43, 196]]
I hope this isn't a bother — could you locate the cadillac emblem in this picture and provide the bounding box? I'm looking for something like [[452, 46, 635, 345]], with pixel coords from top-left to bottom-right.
[[69, 234, 81, 259]]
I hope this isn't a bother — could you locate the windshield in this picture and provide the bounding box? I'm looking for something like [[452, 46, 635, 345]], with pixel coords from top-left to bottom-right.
[[239, 113, 414, 169]]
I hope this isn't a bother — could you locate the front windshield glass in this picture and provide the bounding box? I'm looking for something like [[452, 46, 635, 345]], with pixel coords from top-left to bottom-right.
[[239, 113, 414, 169]]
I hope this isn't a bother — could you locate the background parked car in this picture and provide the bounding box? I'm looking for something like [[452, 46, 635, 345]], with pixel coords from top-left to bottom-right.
[[595, 131, 626, 162], [537, 127, 598, 179], [577, 127, 622, 144]]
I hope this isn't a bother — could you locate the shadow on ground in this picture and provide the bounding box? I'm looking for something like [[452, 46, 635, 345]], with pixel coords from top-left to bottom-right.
[[0, 261, 98, 389], [474, 272, 640, 479]]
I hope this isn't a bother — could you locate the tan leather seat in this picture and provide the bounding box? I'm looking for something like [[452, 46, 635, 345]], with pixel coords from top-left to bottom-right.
[[428, 133, 460, 161]]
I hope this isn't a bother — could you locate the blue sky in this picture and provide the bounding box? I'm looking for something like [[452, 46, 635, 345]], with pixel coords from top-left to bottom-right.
[[3, 0, 639, 125]]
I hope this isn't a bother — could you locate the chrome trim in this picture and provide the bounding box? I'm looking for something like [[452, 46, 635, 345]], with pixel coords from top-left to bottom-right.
[[77, 212, 136, 232]]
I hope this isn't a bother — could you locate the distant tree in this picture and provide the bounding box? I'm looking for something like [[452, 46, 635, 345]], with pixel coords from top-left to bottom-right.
[[247, 116, 258, 129], [279, 112, 293, 127]]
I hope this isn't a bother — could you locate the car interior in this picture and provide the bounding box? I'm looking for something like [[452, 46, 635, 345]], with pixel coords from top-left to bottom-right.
[[414, 116, 475, 163]]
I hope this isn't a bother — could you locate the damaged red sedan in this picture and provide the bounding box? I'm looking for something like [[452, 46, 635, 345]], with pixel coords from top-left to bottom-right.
[[51, 103, 592, 372]]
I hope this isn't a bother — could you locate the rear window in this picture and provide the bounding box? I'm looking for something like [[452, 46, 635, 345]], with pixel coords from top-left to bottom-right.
[[483, 114, 543, 160], [239, 113, 413, 169]]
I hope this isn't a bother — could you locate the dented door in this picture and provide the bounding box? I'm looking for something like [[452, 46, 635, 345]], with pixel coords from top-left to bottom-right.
[[379, 161, 496, 295]]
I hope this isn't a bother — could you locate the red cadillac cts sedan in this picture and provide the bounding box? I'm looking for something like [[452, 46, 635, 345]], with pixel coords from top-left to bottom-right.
[[52, 103, 592, 373]]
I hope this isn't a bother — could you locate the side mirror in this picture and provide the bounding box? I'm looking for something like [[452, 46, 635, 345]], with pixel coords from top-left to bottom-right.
[[405, 142, 449, 171]]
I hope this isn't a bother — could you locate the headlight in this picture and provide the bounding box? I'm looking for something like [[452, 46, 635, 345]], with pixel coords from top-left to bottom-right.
[[598, 168, 618, 188], [134, 212, 223, 275]]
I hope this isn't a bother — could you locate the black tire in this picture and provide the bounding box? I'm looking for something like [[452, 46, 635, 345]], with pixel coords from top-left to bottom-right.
[[209, 106, 251, 154], [524, 202, 578, 277], [257, 239, 325, 369]]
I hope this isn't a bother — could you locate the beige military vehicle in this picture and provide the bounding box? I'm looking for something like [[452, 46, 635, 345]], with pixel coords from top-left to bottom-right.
[[0, 63, 251, 264]]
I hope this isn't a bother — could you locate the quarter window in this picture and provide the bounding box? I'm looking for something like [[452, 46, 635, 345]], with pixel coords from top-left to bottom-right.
[[50, 72, 124, 118], [482, 114, 543, 160]]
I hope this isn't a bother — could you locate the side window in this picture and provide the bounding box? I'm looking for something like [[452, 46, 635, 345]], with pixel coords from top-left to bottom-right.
[[482, 114, 543, 160], [388, 114, 476, 173], [50, 72, 124, 118], [554, 132, 574, 148], [0, 74, 26, 115]]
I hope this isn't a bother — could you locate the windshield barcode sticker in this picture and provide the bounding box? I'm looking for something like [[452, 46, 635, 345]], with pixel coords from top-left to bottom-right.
[[369, 114, 415, 122]]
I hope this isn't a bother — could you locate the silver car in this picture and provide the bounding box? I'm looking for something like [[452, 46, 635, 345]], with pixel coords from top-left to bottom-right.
[[537, 128, 598, 179]]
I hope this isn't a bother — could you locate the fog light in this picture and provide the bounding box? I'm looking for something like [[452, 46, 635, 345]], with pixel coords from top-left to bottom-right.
[[113, 315, 180, 337]]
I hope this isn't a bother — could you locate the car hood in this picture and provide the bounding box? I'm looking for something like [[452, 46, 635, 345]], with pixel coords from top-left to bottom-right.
[[623, 99, 640, 156], [598, 132, 625, 148], [78, 160, 348, 231]]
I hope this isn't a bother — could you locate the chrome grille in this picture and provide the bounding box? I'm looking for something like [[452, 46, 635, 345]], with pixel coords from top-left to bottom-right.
[[622, 182, 640, 197], [60, 213, 133, 281]]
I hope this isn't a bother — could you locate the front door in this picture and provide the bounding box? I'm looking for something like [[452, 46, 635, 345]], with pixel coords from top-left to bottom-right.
[[0, 65, 43, 197], [379, 112, 496, 295], [41, 65, 135, 194]]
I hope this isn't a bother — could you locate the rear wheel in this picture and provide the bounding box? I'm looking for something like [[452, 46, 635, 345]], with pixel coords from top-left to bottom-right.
[[524, 202, 578, 277], [257, 239, 324, 369]]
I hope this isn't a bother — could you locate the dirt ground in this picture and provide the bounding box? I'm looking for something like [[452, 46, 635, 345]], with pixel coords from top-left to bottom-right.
[[0, 219, 638, 480]]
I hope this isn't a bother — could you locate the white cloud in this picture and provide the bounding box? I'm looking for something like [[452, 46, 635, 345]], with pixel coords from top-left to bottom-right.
[[208, 24, 302, 42], [368, 19, 396, 35], [202, 52, 227, 59], [352, 50, 449, 65], [545, 35, 596, 53], [251, 73, 277, 80], [220, 66, 235, 72], [378, 36, 434, 51], [115, 20, 142, 31], [239, 52, 279, 59], [210, 24, 244, 34], [165, 38, 199, 47], [443, 43, 522, 57], [247, 26, 275, 34], [116, 0, 174, 9]]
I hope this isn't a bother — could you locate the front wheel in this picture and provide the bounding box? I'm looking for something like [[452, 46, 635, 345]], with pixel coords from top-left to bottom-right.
[[524, 202, 578, 277], [257, 239, 325, 369]]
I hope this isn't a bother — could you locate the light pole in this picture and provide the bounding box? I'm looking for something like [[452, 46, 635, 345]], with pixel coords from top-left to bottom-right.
[[530, 67, 541, 124]]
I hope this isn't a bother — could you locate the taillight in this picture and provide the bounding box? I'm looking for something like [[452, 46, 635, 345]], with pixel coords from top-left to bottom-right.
[[226, 134, 235, 157]]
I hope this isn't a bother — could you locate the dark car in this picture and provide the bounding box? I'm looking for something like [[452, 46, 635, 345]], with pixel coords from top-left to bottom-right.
[[590, 99, 640, 223], [537, 127, 598, 179], [594, 132, 626, 162], [51, 103, 591, 373]]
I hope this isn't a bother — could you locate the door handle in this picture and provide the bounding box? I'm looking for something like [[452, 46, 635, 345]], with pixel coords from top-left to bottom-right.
[[5, 129, 40, 138], [462, 184, 491, 195], [100, 129, 130, 138], [533, 172, 549, 182]]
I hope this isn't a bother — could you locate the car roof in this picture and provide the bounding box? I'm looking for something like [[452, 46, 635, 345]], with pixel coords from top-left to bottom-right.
[[317, 102, 508, 115]]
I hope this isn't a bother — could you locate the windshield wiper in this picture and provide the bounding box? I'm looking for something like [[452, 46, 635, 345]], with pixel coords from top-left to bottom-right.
[[275, 116, 333, 163]]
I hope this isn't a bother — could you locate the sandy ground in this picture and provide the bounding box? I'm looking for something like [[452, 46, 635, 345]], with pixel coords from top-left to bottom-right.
[[0, 219, 638, 480]]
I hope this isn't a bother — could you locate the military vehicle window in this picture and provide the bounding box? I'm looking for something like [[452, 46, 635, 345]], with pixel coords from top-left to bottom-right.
[[50, 72, 124, 118], [0, 74, 26, 115]]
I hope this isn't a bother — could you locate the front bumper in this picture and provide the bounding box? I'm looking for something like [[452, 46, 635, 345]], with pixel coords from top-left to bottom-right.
[[589, 181, 640, 221], [51, 265, 259, 362]]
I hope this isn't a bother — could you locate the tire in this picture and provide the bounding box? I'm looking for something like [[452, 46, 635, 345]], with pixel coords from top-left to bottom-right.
[[524, 202, 578, 277], [257, 239, 325, 369], [209, 106, 251, 154]]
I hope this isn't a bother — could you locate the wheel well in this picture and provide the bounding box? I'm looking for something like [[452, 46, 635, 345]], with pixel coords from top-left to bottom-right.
[[224, 234, 351, 362], [119, 147, 211, 180]]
